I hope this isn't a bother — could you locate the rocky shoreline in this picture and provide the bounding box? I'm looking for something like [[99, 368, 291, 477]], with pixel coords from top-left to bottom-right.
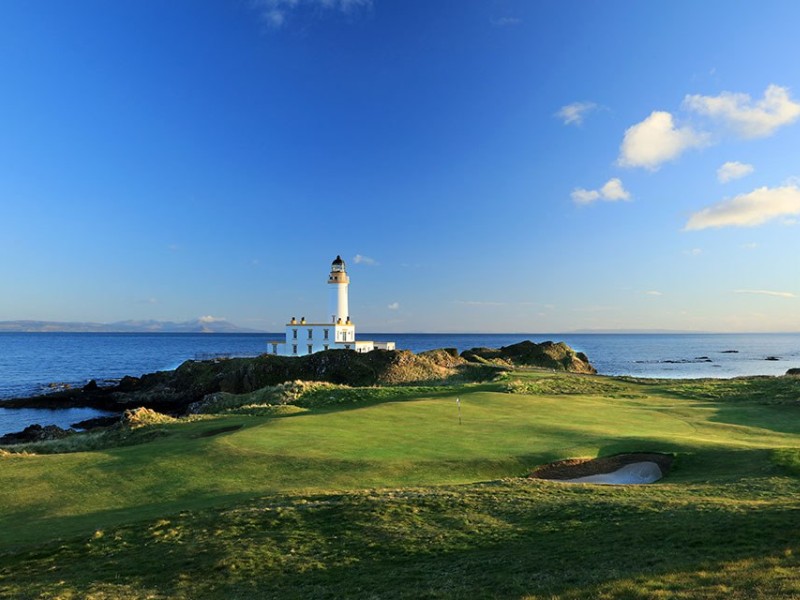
[[0, 341, 595, 444]]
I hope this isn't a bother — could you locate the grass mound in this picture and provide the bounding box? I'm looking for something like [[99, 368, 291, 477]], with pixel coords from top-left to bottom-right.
[[191, 380, 452, 414], [502, 372, 643, 396], [190, 380, 345, 414]]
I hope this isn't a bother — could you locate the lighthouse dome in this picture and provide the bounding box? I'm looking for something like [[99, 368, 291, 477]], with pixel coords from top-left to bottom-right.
[[331, 255, 346, 272]]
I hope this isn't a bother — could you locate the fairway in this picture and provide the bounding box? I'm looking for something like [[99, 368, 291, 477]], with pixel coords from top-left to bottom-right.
[[3, 371, 800, 598]]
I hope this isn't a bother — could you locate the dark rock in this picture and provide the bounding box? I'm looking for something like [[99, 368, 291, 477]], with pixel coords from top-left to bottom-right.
[[82, 379, 99, 392], [720, 350, 739, 354], [71, 416, 119, 430], [765, 356, 781, 361], [0, 424, 72, 445], [118, 376, 142, 391], [786, 368, 800, 376]]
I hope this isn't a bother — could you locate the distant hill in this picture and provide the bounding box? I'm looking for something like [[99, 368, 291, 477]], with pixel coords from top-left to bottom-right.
[[568, 328, 707, 334], [0, 319, 263, 334]]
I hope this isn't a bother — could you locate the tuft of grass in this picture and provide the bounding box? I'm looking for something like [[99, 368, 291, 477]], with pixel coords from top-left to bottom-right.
[[122, 406, 177, 426]]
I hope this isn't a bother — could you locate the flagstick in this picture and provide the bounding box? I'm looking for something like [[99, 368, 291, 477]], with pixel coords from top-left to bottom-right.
[[456, 397, 461, 425]]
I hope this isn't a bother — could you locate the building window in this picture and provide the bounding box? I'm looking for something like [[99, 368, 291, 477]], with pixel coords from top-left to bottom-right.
[[324, 329, 329, 340], [307, 344, 313, 354], [324, 344, 329, 350], [292, 329, 298, 339], [345, 344, 351, 350], [292, 344, 297, 354], [272, 343, 278, 354], [308, 329, 313, 339]]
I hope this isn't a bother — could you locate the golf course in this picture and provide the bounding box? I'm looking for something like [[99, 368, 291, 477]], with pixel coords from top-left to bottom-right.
[[2, 369, 800, 598]]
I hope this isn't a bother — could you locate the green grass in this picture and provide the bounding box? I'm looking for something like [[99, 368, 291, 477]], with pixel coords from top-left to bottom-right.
[[2, 371, 800, 598]]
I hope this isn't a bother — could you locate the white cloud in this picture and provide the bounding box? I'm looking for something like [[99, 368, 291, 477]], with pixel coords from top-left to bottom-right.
[[556, 101, 597, 126], [742, 242, 758, 250], [387, 302, 399, 310], [600, 178, 630, 201], [684, 85, 800, 138], [644, 290, 663, 296], [618, 111, 709, 170], [353, 254, 379, 266], [683, 248, 703, 256], [685, 185, 800, 230], [571, 178, 631, 205], [571, 188, 600, 204], [717, 161, 754, 183], [734, 289, 796, 299], [253, 0, 371, 28], [199, 315, 225, 323]]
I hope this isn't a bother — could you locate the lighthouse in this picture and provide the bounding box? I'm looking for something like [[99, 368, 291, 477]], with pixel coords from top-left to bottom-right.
[[328, 255, 349, 324], [267, 255, 395, 356]]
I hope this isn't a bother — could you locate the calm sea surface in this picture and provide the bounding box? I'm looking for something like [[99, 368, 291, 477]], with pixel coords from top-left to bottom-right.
[[1, 332, 799, 435]]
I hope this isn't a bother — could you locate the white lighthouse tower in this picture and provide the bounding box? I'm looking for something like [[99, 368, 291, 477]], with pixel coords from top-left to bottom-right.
[[328, 255, 349, 324], [267, 255, 395, 356]]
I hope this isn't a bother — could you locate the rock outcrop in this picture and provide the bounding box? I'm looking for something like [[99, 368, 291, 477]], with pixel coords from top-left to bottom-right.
[[0, 424, 72, 445], [461, 340, 596, 374], [0, 341, 594, 416]]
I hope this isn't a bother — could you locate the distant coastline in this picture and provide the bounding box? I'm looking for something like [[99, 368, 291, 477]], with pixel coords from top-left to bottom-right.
[[3, 321, 797, 335], [0, 319, 263, 334]]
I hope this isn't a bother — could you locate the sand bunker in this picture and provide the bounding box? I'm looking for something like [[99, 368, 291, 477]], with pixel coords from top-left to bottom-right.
[[562, 461, 663, 484], [530, 452, 673, 485]]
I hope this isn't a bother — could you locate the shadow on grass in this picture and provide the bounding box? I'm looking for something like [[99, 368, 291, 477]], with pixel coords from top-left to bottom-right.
[[707, 402, 800, 436], [648, 376, 800, 436]]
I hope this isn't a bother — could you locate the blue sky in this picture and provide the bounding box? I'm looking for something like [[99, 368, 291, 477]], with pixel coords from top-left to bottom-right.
[[2, 0, 799, 332]]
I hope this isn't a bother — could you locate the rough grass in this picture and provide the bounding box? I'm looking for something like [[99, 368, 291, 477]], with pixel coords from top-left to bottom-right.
[[658, 375, 800, 405], [193, 380, 456, 414], [0, 422, 172, 455], [2, 476, 799, 599], [3, 371, 800, 598], [501, 371, 645, 397]]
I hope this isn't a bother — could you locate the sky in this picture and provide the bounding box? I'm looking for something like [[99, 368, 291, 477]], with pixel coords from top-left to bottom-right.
[[2, 0, 799, 333]]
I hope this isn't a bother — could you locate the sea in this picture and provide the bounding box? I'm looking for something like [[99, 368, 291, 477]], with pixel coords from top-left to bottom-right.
[[1, 332, 799, 436]]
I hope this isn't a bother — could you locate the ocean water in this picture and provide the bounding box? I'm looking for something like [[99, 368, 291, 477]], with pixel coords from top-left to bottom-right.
[[1, 332, 799, 436]]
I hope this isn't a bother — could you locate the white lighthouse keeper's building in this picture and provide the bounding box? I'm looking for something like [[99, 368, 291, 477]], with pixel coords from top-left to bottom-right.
[[268, 256, 396, 356]]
